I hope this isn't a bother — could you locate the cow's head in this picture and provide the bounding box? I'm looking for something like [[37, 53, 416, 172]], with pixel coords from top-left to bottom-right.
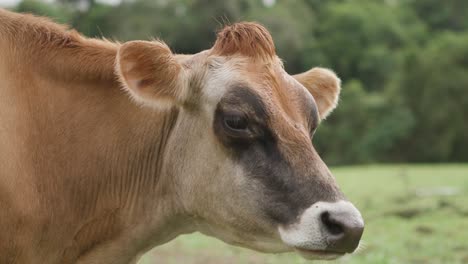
[[115, 22, 364, 260]]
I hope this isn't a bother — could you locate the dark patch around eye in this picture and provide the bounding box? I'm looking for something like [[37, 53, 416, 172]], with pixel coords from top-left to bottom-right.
[[213, 85, 341, 225], [213, 86, 270, 146], [219, 86, 269, 120]]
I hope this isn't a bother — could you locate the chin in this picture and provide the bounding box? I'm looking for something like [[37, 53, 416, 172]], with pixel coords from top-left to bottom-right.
[[294, 247, 344, 260], [237, 241, 345, 261], [232, 240, 291, 254]]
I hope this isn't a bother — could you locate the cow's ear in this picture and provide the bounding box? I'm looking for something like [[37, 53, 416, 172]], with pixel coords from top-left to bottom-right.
[[116, 41, 188, 108], [293, 67, 341, 120]]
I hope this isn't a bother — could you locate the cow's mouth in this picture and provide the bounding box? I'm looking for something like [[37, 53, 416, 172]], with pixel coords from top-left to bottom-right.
[[294, 247, 344, 260]]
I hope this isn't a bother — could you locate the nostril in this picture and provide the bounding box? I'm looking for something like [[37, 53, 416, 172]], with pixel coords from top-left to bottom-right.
[[320, 206, 364, 254], [321, 211, 344, 236]]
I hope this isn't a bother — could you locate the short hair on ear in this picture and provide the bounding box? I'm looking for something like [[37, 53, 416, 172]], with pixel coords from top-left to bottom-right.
[[293, 67, 341, 120], [115, 40, 188, 109]]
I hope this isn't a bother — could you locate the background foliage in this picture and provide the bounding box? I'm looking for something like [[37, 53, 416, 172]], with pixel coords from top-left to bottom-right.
[[11, 0, 468, 164]]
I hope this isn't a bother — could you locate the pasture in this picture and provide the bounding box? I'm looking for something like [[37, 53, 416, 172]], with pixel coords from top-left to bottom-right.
[[140, 164, 468, 264]]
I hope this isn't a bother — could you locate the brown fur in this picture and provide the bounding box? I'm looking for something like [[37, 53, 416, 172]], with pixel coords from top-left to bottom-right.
[[0, 8, 118, 82], [0, 8, 344, 264], [0, 8, 181, 264], [211, 22, 276, 60]]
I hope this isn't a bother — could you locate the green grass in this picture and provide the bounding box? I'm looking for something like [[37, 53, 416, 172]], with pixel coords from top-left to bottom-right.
[[139, 164, 468, 264]]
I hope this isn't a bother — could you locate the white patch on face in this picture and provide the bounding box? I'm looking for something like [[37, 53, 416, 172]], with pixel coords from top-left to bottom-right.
[[278, 200, 363, 258], [200, 57, 248, 109]]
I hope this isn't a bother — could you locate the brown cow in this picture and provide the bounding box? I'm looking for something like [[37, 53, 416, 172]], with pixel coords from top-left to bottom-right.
[[0, 9, 364, 264]]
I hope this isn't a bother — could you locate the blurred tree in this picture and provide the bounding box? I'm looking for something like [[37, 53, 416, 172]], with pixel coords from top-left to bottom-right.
[[406, 0, 468, 32], [244, 0, 315, 73], [303, 0, 425, 92], [73, 2, 114, 37], [158, 0, 251, 53], [78, 0, 257, 53], [315, 80, 414, 164], [15, 0, 72, 23], [394, 32, 468, 162]]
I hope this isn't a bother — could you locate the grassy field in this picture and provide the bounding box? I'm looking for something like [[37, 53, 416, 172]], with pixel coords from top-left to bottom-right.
[[139, 164, 468, 264]]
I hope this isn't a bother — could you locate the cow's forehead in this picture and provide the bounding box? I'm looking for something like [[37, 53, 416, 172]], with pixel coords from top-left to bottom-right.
[[236, 59, 316, 128], [196, 52, 317, 132]]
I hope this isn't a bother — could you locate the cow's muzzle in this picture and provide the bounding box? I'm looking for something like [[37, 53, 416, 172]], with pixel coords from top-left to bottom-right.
[[278, 200, 364, 260]]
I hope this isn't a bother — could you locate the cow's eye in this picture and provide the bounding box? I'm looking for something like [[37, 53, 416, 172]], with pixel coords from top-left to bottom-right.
[[224, 113, 248, 131]]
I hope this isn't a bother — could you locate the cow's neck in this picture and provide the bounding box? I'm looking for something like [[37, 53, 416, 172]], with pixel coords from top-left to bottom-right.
[[13, 66, 188, 262], [58, 82, 188, 261], [1, 10, 193, 262]]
